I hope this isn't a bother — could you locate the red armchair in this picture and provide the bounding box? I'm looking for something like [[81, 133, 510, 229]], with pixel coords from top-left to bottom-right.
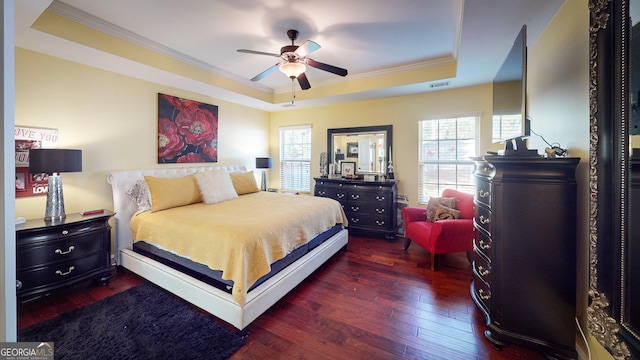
[[402, 189, 475, 270]]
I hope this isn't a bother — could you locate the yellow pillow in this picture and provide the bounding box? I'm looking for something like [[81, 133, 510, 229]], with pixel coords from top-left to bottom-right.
[[144, 175, 201, 212], [229, 171, 260, 195]]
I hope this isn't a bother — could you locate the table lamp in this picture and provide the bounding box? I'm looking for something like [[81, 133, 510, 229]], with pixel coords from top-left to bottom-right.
[[255, 157, 272, 191], [29, 149, 82, 221]]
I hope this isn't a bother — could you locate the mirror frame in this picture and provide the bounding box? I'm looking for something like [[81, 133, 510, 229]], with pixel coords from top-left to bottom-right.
[[327, 125, 393, 176], [588, 0, 639, 358]]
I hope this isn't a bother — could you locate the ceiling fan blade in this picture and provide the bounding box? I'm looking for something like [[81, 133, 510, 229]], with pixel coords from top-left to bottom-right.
[[251, 63, 280, 81], [297, 72, 311, 90], [306, 59, 348, 77], [237, 49, 280, 57], [294, 40, 320, 58]]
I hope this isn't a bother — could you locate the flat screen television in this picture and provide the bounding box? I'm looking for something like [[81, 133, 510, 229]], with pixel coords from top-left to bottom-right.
[[492, 25, 530, 144]]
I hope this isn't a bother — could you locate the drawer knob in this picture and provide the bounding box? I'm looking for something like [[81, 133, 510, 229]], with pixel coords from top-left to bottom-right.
[[55, 266, 76, 276], [376, 195, 386, 201], [479, 215, 490, 225], [351, 206, 360, 212], [337, 193, 344, 198], [16, 280, 22, 290], [350, 218, 360, 223], [54, 246, 75, 255], [478, 266, 490, 276], [375, 208, 385, 214], [351, 194, 360, 200], [318, 191, 326, 196], [478, 288, 491, 300], [479, 190, 490, 198], [62, 230, 69, 235], [375, 220, 385, 226]]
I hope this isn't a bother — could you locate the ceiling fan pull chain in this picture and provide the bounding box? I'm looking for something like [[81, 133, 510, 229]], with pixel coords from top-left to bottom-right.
[[291, 79, 296, 105]]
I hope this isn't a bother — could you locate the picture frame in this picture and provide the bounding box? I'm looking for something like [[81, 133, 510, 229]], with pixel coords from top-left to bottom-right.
[[341, 162, 356, 177], [157, 93, 219, 164], [15, 126, 59, 198], [347, 142, 358, 158]]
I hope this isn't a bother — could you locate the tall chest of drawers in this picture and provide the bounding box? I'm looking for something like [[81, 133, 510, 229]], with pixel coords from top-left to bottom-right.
[[16, 211, 115, 302], [314, 178, 397, 240], [471, 156, 579, 359]]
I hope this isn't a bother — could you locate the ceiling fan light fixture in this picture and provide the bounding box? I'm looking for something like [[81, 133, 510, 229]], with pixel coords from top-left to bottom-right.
[[279, 61, 306, 78]]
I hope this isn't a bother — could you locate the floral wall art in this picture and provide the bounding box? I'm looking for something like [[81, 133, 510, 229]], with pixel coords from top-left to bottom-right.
[[157, 93, 219, 163]]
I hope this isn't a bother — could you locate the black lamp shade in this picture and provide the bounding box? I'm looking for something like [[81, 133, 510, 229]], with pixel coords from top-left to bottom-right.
[[256, 157, 272, 169], [29, 149, 82, 174]]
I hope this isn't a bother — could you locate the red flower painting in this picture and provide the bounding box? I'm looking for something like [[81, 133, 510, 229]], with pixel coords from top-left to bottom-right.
[[157, 93, 218, 163]]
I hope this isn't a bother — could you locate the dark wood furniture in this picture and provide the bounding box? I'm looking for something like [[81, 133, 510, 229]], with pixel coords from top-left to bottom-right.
[[471, 156, 579, 359], [588, 1, 640, 357], [314, 177, 397, 240], [16, 210, 115, 302]]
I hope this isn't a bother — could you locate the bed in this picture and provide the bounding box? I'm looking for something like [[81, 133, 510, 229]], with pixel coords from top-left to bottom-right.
[[107, 165, 348, 330]]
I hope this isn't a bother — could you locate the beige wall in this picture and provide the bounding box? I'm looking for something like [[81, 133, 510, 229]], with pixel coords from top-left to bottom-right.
[[270, 84, 496, 206], [14, 48, 270, 220], [527, 0, 611, 358]]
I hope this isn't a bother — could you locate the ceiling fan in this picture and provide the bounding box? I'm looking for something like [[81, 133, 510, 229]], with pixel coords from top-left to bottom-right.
[[237, 29, 348, 90]]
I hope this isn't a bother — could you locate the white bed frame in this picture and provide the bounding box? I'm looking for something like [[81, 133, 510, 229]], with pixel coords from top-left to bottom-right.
[[107, 166, 348, 330]]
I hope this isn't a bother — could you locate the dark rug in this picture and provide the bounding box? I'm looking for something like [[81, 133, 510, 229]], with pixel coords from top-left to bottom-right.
[[19, 282, 247, 360]]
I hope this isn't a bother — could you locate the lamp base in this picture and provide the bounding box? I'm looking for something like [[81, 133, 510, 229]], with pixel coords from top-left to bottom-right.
[[261, 170, 267, 191], [45, 174, 66, 221]]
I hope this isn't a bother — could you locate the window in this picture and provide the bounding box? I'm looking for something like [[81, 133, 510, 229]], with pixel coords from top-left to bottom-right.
[[279, 125, 312, 192], [418, 115, 478, 204], [492, 114, 521, 143]]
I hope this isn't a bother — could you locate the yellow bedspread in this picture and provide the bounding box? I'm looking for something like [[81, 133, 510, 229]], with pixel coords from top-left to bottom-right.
[[130, 191, 347, 306]]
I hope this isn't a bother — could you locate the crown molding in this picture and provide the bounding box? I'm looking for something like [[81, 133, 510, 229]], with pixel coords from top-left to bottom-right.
[[46, 0, 273, 93]]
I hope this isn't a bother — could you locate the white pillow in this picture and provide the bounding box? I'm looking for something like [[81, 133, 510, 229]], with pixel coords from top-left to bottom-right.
[[125, 179, 152, 214], [194, 169, 238, 204]]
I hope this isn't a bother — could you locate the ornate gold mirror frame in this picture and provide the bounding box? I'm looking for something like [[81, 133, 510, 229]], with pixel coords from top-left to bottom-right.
[[587, 0, 639, 358]]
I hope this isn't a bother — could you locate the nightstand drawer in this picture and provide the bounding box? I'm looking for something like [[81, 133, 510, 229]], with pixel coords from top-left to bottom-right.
[[16, 220, 107, 243], [17, 253, 107, 295], [17, 231, 105, 270]]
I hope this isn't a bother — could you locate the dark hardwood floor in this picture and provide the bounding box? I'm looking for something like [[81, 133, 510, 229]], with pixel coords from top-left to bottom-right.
[[18, 235, 545, 359]]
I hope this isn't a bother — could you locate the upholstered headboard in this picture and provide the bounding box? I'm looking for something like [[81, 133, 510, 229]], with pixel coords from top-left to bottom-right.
[[107, 165, 247, 265]]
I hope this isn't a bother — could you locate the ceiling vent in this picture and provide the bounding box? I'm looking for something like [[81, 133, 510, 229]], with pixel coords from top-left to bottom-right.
[[429, 81, 450, 88]]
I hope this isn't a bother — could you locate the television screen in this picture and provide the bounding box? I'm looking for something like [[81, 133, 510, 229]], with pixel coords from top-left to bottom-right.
[[492, 25, 528, 143]]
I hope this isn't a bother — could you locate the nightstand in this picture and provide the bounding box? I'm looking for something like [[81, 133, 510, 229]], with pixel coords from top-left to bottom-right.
[[16, 210, 115, 302]]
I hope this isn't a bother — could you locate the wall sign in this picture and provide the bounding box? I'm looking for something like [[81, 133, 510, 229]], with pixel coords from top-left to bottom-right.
[[15, 126, 58, 197]]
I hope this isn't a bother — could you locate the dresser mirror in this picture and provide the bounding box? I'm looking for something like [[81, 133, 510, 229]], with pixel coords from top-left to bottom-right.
[[327, 125, 393, 176], [588, 0, 640, 358]]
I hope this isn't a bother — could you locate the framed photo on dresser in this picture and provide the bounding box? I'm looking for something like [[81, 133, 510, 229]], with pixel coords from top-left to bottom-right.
[[341, 162, 355, 177]]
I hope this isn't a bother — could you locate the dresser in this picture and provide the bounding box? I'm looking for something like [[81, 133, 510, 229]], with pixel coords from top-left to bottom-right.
[[314, 178, 397, 240], [471, 156, 579, 359], [16, 210, 115, 302]]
